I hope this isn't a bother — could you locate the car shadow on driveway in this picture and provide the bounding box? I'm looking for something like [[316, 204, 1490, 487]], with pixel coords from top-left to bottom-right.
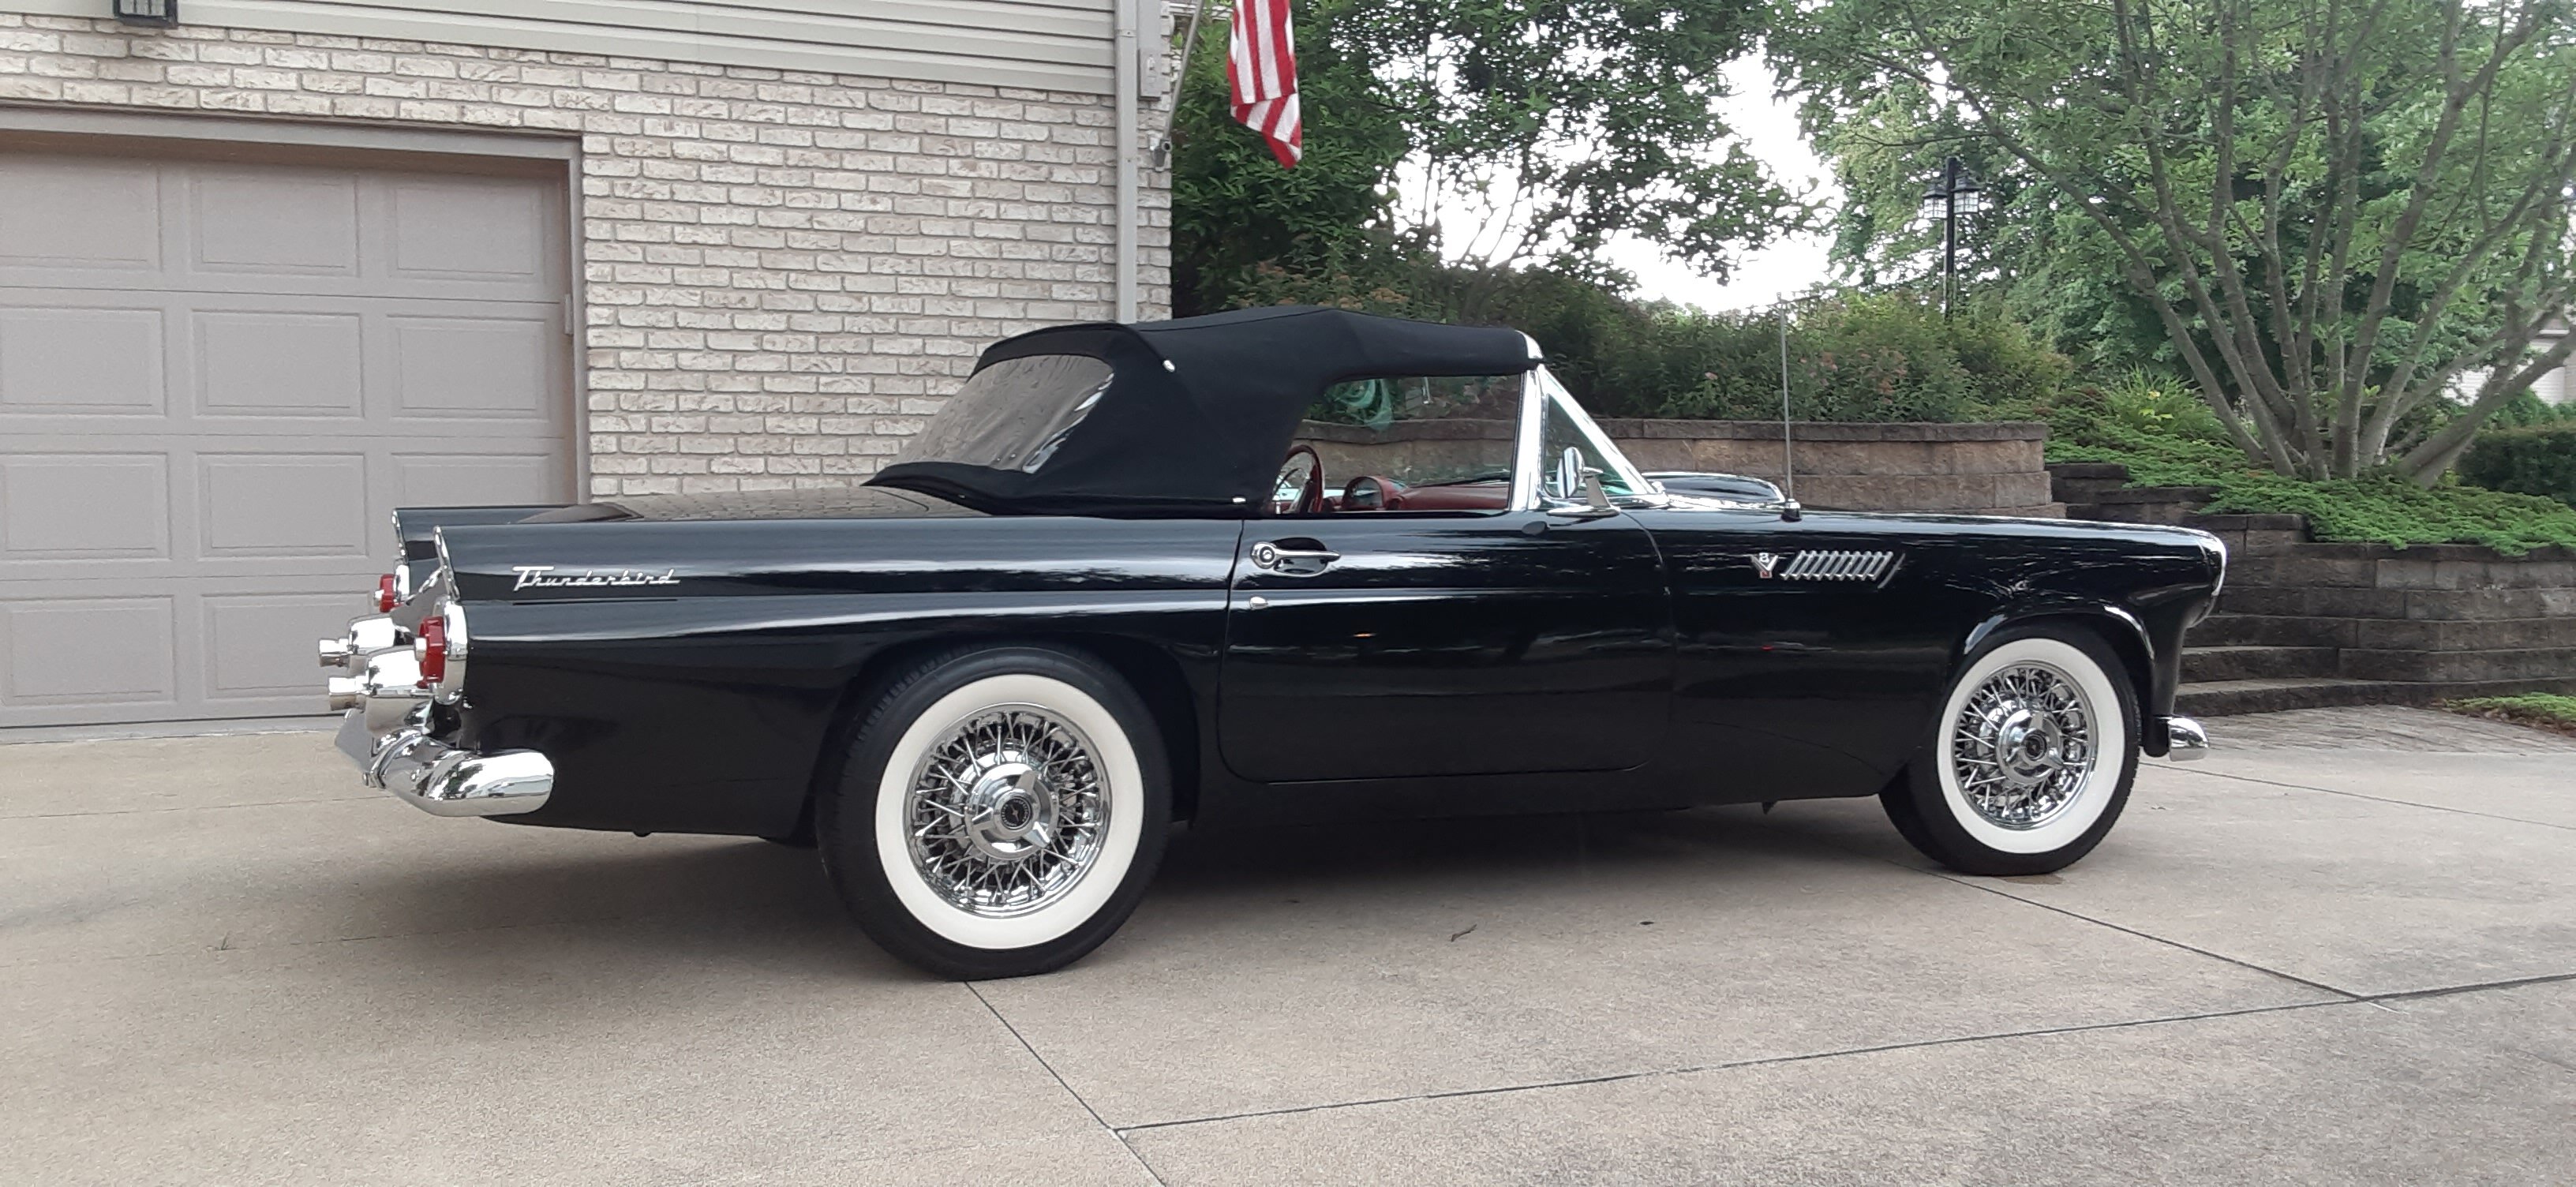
[[334, 802, 1893, 984], [1156, 802, 1883, 893]]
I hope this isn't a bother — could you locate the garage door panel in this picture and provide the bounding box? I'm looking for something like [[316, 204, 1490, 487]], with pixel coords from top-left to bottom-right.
[[2, 148, 569, 726], [0, 596, 177, 709], [390, 175, 553, 286], [186, 169, 361, 279], [0, 155, 161, 275], [1, 454, 170, 560], [392, 451, 566, 507], [0, 304, 167, 414], [390, 313, 558, 419], [200, 592, 355, 702], [193, 309, 365, 416], [197, 454, 371, 559]]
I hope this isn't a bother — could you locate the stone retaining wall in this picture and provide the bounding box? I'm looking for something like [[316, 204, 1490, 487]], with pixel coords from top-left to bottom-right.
[[1600, 420, 2060, 516], [2193, 519, 2576, 685], [1298, 418, 2061, 515], [2054, 462, 2576, 707]]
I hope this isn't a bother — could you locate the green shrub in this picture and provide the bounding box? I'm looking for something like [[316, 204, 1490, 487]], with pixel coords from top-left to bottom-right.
[[2098, 368, 2235, 445], [1206, 260, 2076, 425], [2457, 421, 2576, 507], [2196, 474, 2576, 555], [1658, 294, 2072, 422], [2446, 693, 2576, 735], [2043, 374, 2576, 554], [2487, 390, 2574, 429]]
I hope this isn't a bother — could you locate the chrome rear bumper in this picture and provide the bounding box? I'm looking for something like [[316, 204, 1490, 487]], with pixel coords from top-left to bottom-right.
[[335, 707, 554, 817], [324, 620, 551, 818]]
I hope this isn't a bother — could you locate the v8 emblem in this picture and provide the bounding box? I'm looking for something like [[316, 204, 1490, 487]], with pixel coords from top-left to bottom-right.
[[1751, 552, 1780, 579]]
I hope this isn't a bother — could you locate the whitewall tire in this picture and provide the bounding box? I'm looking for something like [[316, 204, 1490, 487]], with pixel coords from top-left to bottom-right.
[[1882, 627, 2140, 876], [818, 646, 1170, 979]]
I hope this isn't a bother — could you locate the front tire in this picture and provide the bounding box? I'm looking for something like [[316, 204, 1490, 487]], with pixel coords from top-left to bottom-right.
[[817, 646, 1170, 979], [1882, 627, 2140, 876]]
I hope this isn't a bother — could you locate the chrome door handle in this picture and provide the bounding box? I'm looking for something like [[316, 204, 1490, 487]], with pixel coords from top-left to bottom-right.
[[1251, 541, 1340, 572]]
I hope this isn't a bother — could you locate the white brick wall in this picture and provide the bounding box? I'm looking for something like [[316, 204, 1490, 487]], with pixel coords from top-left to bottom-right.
[[0, 13, 1173, 496]]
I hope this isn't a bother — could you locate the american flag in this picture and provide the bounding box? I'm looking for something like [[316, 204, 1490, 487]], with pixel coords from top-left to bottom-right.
[[1226, 0, 1302, 167]]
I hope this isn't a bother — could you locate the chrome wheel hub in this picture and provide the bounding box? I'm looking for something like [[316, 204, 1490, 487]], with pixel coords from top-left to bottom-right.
[[960, 761, 1057, 863], [1952, 663, 2095, 829], [907, 706, 1108, 916]]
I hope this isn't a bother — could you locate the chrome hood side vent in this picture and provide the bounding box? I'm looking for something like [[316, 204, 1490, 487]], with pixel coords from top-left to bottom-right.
[[1778, 550, 1897, 582]]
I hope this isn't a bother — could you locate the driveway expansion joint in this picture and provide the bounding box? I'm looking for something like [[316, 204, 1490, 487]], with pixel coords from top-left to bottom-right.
[[2168, 764, 2576, 833], [1111, 968, 2576, 1136], [1110, 997, 2363, 1135], [968, 982, 1170, 1186]]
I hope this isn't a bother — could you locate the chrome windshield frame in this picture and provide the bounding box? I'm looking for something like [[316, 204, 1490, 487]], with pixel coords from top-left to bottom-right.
[[1517, 364, 1662, 511], [1510, 361, 1546, 511]]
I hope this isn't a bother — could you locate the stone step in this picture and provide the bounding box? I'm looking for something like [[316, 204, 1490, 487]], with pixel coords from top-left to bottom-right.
[[2187, 613, 2353, 649], [2063, 486, 2219, 525], [2089, 485, 2222, 505], [2177, 674, 2576, 717], [2174, 678, 2407, 717], [2185, 512, 2307, 533], [2218, 585, 2576, 622], [2045, 462, 2132, 504], [2181, 645, 2338, 683], [2342, 646, 2576, 683]]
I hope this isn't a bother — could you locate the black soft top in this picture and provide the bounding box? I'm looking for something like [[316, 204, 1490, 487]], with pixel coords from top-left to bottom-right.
[[869, 305, 1537, 515]]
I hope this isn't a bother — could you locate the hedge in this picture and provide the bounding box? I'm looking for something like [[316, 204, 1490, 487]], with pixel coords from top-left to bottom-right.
[[2458, 421, 2576, 507]]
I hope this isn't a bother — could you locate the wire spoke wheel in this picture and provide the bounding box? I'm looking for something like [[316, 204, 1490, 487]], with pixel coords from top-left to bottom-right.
[[904, 703, 1110, 918], [1949, 661, 2096, 830]]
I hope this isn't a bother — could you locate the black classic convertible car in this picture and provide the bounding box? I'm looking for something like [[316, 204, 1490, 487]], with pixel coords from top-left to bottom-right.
[[320, 306, 2220, 979]]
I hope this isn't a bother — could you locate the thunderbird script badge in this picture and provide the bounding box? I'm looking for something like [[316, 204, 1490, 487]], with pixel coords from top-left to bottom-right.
[[511, 565, 681, 591]]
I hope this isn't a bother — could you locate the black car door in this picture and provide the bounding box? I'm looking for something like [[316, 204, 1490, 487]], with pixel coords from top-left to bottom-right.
[[1217, 510, 1671, 782], [1628, 505, 1957, 799]]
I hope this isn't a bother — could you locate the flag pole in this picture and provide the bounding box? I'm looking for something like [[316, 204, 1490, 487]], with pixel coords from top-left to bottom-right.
[[1148, 0, 1214, 168]]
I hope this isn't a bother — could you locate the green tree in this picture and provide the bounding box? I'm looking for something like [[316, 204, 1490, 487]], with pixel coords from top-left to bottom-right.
[[1780, 0, 2576, 481], [1168, 2, 1413, 314], [1169, 0, 1804, 314]]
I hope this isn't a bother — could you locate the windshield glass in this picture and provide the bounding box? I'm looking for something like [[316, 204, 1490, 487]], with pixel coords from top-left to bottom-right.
[[893, 354, 1114, 474]]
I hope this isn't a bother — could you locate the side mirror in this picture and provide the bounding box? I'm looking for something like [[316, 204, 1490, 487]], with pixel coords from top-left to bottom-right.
[[1554, 446, 1585, 502], [1546, 444, 1618, 519]]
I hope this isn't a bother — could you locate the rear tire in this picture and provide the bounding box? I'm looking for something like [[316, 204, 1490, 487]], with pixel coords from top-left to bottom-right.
[[817, 645, 1170, 979], [1882, 627, 2140, 876]]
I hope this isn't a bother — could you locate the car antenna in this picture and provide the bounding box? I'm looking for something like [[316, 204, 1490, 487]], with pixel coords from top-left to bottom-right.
[[1778, 299, 1801, 522]]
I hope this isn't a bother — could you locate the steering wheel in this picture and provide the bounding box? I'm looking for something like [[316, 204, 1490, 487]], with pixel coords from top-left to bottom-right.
[[1271, 444, 1327, 515], [1342, 475, 1398, 512]]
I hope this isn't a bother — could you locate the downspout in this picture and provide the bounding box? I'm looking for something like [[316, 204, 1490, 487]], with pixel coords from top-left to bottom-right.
[[1113, 0, 1142, 322]]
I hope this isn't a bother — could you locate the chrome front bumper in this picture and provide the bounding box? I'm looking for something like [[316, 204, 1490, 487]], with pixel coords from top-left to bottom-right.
[[2162, 715, 2211, 761], [324, 616, 552, 818]]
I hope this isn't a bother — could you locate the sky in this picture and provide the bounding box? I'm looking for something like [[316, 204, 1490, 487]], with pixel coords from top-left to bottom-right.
[[1598, 56, 1841, 313]]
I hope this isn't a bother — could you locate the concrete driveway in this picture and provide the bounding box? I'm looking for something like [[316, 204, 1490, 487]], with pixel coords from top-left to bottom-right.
[[4, 706, 2572, 1185]]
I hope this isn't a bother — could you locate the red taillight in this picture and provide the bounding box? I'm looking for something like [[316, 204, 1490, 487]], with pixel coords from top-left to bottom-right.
[[376, 575, 399, 612], [416, 616, 447, 687]]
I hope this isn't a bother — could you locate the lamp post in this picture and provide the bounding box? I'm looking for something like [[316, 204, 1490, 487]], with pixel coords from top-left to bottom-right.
[[1921, 155, 1981, 319]]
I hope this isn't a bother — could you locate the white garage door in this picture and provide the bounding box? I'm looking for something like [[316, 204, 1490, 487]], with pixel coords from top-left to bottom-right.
[[0, 144, 572, 728]]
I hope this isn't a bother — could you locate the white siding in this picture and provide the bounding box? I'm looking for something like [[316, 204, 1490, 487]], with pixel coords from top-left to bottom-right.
[[2537, 324, 2571, 406], [1, 0, 1115, 92]]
